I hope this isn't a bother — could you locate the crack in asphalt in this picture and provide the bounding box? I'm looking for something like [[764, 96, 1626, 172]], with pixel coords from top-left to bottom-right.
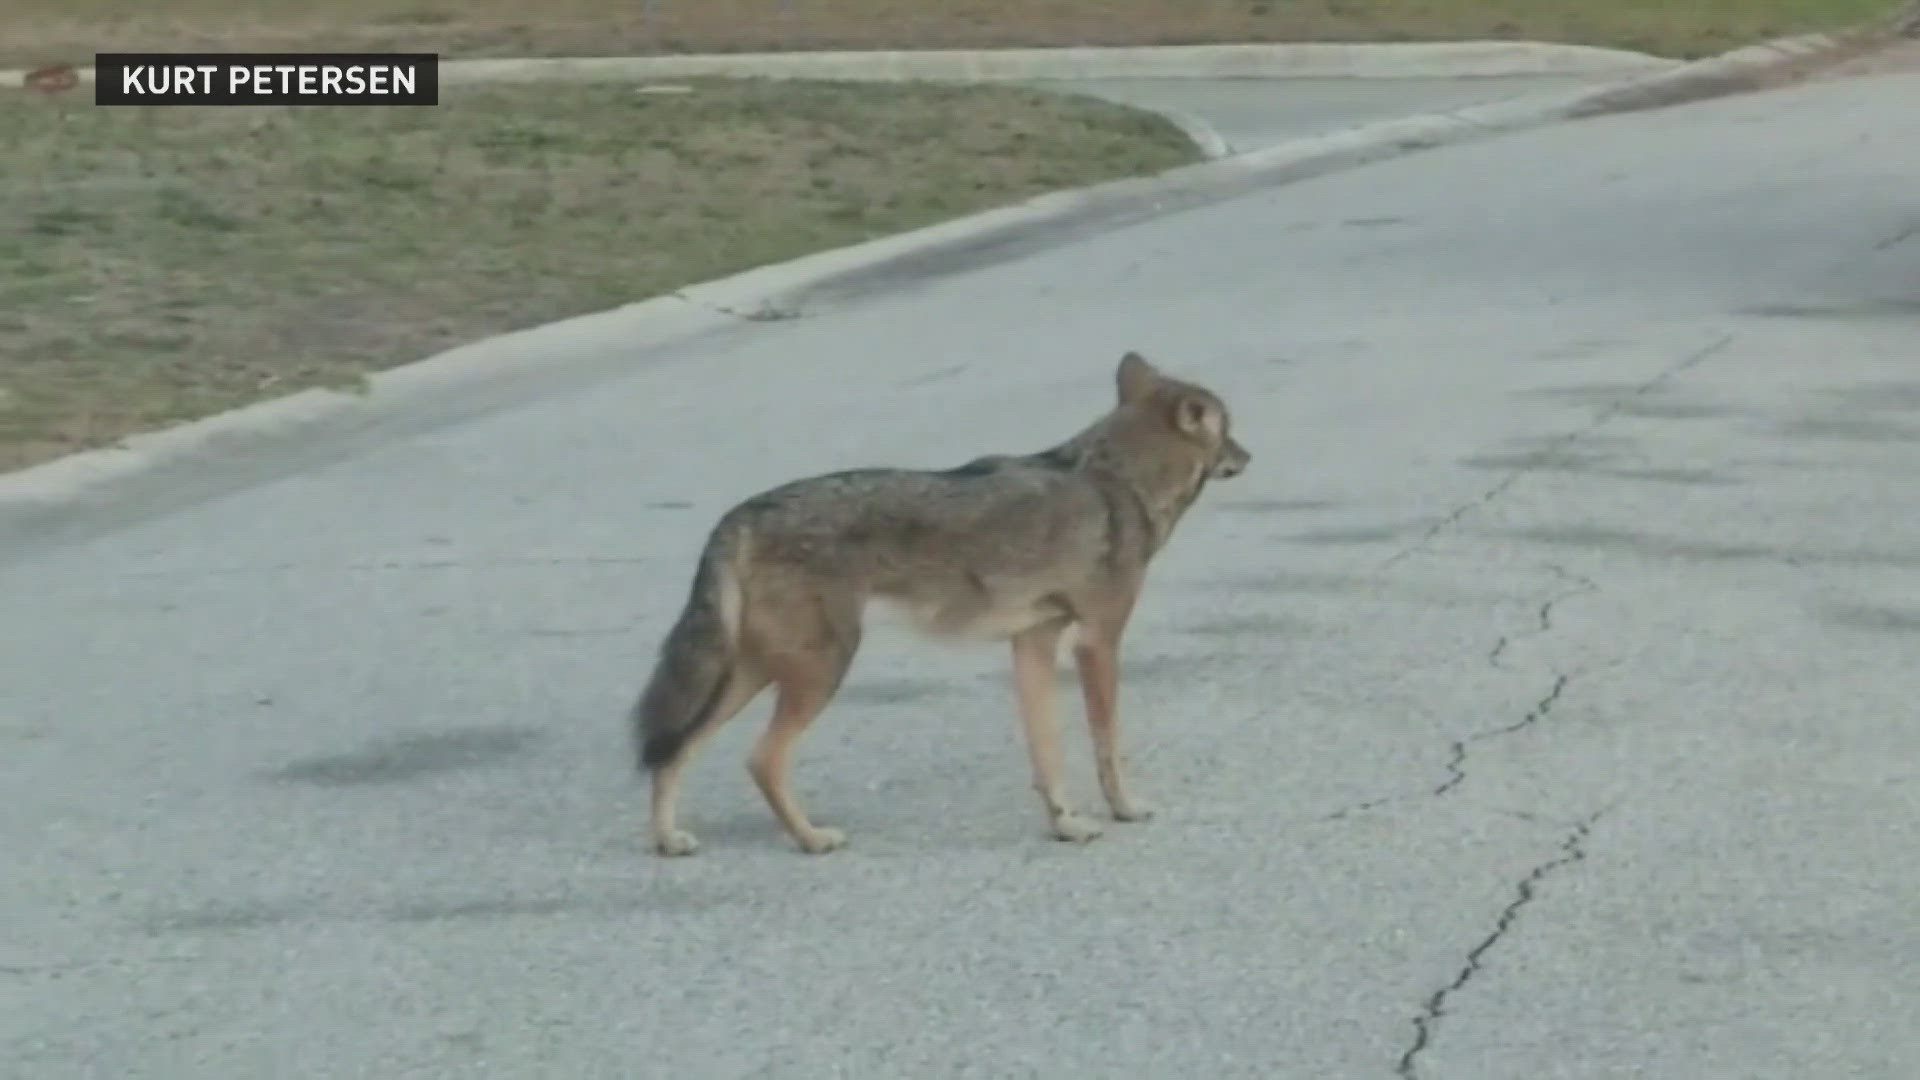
[[1431, 673, 1570, 797], [1376, 473, 1522, 572], [1319, 796, 1396, 822], [1486, 633, 1511, 670], [1488, 564, 1597, 672], [1395, 812, 1604, 1079], [1437, 563, 1596, 796], [1323, 564, 1598, 821], [1378, 333, 1734, 571], [1873, 220, 1920, 251], [1429, 739, 1472, 799]]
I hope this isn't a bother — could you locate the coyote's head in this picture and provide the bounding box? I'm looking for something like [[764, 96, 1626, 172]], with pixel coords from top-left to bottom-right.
[[1114, 351, 1250, 481]]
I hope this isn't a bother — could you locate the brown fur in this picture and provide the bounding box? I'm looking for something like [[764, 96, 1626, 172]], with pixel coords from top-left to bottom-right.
[[629, 352, 1250, 855]]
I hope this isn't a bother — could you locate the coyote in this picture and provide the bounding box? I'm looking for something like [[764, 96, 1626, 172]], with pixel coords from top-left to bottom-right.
[[630, 352, 1250, 855]]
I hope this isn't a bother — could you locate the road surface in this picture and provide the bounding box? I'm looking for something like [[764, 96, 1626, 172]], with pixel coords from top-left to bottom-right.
[[4, 69, 1919, 1079]]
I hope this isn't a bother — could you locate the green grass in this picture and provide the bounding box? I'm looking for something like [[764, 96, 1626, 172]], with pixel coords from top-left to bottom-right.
[[0, 80, 1196, 471], [0, 0, 1895, 67]]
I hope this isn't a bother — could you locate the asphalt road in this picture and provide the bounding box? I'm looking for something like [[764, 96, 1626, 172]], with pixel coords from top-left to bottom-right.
[[5, 70, 1920, 1078], [1037, 74, 1621, 154]]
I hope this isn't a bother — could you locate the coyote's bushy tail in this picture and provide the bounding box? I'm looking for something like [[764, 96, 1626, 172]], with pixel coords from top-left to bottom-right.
[[631, 526, 744, 771]]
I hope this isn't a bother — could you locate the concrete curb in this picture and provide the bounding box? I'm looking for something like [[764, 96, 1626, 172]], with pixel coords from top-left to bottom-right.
[[0, 18, 1909, 517], [1135, 104, 1235, 159], [432, 42, 1672, 83], [5, 41, 1673, 90], [1568, 5, 1920, 117]]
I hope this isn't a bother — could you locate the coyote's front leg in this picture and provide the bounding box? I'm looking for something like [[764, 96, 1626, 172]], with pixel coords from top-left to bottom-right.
[[1011, 620, 1103, 843]]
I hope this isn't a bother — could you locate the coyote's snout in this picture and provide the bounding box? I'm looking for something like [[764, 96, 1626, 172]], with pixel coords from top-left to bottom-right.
[[630, 351, 1249, 855]]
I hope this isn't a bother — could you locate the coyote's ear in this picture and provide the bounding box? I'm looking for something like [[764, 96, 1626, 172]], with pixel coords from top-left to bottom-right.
[[1174, 393, 1219, 439], [1116, 351, 1160, 403]]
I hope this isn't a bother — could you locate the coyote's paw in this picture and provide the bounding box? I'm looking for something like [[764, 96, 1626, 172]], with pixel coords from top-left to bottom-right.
[[1110, 799, 1156, 823], [653, 829, 700, 857], [796, 827, 847, 855], [1051, 812, 1104, 843]]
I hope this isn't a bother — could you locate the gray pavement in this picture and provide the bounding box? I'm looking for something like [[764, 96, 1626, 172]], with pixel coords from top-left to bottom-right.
[[5, 69, 1920, 1079], [1038, 74, 1622, 154]]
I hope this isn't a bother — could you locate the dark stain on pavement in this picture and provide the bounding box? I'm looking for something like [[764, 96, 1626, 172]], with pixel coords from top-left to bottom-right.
[[1614, 399, 1740, 421], [1509, 524, 1777, 563], [1285, 524, 1410, 544], [1522, 382, 1642, 402], [384, 891, 708, 922], [1820, 380, 1920, 412], [1521, 384, 1737, 420], [1215, 497, 1341, 514], [1116, 653, 1219, 685], [1775, 417, 1920, 443], [1199, 569, 1520, 605], [1739, 299, 1920, 321], [1606, 466, 1738, 485], [144, 900, 312, 934], [1200, 570, 1370, 596], [1532, 339, 1624, 362], [838, 676, 953, 705], [900, 364, 966, 387], [147, 889, 712, 934], [268, 726, 543, 787], [1460, 450, 1736, 486], [1818, 604, 1920, 634], [1183, 613, 1311, 638], [1509, 524, 1920, 569]]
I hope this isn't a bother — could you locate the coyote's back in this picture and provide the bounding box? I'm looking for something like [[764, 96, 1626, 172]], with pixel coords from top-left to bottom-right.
[[630, 351, 1249, 856]]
